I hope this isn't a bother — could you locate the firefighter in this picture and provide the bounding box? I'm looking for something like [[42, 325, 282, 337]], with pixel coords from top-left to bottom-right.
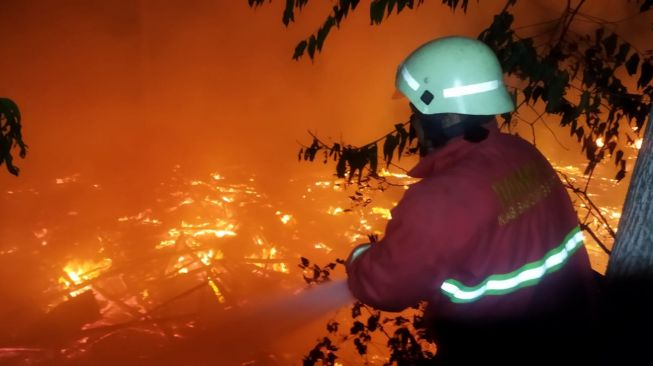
[[345, 36, 597, 364]]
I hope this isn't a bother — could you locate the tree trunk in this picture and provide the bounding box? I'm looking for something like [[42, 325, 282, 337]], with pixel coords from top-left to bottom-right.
[[606, 107, 653, 280], [603, 107, 653, 364]]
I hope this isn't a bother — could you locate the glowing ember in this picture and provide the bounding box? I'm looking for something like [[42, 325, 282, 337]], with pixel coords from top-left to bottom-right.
[[634, 138, 643, 150]]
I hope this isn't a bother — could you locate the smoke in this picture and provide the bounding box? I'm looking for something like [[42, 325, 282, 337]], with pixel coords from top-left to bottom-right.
[[145, 280, 354, 365]]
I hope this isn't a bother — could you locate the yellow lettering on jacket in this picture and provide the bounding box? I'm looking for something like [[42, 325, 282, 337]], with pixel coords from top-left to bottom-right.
[[492, 162, 555, 225]]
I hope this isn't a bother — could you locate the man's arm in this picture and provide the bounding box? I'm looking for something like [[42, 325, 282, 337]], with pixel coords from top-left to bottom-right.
[[345, 191, 452, 312]]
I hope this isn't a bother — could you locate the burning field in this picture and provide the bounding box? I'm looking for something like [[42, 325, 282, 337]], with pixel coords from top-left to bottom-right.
[[0, 155, 622, 364], [0, 164, 415, 364]]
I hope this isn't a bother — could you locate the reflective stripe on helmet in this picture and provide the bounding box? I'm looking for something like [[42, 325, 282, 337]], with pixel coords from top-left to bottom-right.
[[440, 227, 584, 304], [401, 67, 420, 91], [442, 80, 500, 98]]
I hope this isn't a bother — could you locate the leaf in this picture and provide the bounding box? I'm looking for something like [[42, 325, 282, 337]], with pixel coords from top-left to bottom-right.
[[615, 150, 624, 165], [326, 320, 339, 333], [575, 127, 584, 142], [615, 169, 626, 182], [395, 124, 409, 160], [316, 16, 335, 51], [615, 42, 630, 66], [641, 0, 653, 12], [370, 0, 387, 25], [595, 28, 604, 47], [307, 35, 317, 59], [300, 257, 310, 267], [578, 91, 590, 113], [544, 71, 568, 113], [625, 53, 640, 76], [638, 61, 653, 89], [601, 33, 618, 56], [368, 144, 378, 176], [397, 0, 408, 13], [350, 321, 365, 334], [353, 337, 367, 355], [393, 316, 408, 326], [383, 134, 399, 168], [247, 0, 265, 7], [351, 302, 363, 318], [282, 0, 295, 26], [532, 85, 544, 103], [387, 0, 397, 14], [367, 313, 380, 332], [293, 40, 308, 60]]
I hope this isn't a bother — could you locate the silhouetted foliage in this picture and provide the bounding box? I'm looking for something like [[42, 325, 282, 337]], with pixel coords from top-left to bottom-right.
[[0, 98, 27, 176], [299, 257, 437, 365]]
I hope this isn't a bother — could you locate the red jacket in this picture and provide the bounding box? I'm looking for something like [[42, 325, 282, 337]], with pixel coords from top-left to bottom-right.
[[346, 122, 594, 321]]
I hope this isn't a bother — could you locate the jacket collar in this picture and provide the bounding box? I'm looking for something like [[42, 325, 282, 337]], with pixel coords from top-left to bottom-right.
[[408, 121, 500, 178]]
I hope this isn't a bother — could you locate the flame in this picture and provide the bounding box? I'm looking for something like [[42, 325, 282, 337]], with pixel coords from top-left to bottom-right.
[[371, 207, 392, 220], [157, 220, 237, 249], [58, 258, 112, 297], [328, 206, 345, 216], [118, 210, 161, 225], [248, 246, 289, 274], [208, 279, 226, 303], [379, 168, 409, 179], [314, 242, 333, 253], [634, 138, 643, 150], [175, 249, 224, 274]]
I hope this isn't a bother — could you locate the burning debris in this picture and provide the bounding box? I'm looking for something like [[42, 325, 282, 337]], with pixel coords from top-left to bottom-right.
[[1, 165, 408, 364]]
